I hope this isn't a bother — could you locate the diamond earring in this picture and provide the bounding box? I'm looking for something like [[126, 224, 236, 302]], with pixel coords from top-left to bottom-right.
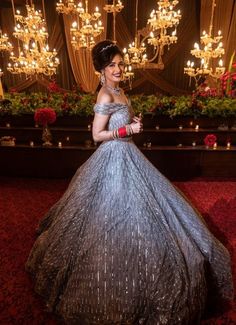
[[100, 71, 105, 85]]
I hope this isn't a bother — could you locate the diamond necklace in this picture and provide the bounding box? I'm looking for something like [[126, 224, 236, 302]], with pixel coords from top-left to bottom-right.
[[105, 84, 121, 96]]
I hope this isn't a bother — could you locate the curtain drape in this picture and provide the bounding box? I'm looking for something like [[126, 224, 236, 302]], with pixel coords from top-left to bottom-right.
[[0, 78, 4, 99]]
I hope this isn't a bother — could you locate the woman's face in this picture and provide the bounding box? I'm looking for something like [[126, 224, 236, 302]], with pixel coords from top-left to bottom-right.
[[103, 54, 125, 85]]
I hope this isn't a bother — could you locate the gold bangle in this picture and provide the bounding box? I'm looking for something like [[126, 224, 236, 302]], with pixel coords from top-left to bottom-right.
[[125, 125, 129, 136], [112, 129, 118, 139], [128, 124, 133, 135]]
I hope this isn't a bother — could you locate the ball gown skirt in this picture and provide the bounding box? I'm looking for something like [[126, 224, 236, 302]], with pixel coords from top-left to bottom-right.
[[26, 103, 233, 324]]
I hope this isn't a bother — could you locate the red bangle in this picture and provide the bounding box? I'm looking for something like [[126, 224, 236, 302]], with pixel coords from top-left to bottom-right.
[[118, 126, 127, 138]]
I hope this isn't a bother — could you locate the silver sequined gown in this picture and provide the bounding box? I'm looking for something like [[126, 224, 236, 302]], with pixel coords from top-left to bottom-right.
[[26, 103, 233, 325]]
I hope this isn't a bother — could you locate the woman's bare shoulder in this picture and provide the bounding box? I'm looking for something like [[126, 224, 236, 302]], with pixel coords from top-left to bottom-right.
[[96, 87, 114, 105]]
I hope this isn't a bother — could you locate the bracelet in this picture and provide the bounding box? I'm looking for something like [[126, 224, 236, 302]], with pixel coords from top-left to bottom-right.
[[112, 129, 119, 139], [118, 126, 127, 138], [126, 124, 133, 135], [112, 124, 133, 139]]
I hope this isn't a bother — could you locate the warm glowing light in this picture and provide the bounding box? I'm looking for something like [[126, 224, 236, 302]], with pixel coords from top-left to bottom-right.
[[184, 0, 225, 84], [147, 0, 181, 69], [7, 4, 59, 76], [57, 1, 104, 50], [0, 30, 13, 52]]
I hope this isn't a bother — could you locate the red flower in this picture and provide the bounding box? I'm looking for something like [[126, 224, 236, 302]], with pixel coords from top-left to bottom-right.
[[47, 81, 60, 93], [220, 58, 236, 95], [220, 71, 230, 82], [231, 72, 236, 80], [9, 87, 18, 93], [204, 134, 217, 147], [34, 108, 56, 126], [61, 102, 71, 112], [21, 98, 29, 105], [195, 82, 218, 97]]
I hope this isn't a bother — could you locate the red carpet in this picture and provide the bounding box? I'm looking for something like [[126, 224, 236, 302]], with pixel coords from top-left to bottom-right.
[[0, 177, 235, 324]]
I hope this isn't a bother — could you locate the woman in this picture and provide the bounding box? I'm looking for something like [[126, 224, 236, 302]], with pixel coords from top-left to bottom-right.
[[26, 40, 233, 324]]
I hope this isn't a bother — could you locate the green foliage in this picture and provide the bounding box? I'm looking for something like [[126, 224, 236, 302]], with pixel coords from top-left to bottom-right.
[[130, 94, 158, 115], [201, 97, 236, 117], [1, 91, 236, 118], [167, 96, 195, 117], [2, 91, 96, 117], [153, 95, 236, 118]]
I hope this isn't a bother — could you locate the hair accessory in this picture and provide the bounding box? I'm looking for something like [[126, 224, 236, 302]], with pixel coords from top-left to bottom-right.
[[100, 43, 116, 53]]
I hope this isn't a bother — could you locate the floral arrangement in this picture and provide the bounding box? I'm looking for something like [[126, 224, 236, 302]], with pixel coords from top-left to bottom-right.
[[0, 99, 12, 116], [2, 85, 96, 117], [130, 95, 158, 115], [220, 51, 236, 97], [34, 107, 56, 126], [204, 134, 217, 147], [1, 79, 236, 118], [47, 80, 61, 93]]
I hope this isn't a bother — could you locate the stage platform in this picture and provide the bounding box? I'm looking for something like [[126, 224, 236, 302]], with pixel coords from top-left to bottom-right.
[[1, 115, 236, 179]]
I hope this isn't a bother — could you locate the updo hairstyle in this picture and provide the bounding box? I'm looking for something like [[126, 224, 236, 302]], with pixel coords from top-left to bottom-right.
[[92, 40, 124, 72]]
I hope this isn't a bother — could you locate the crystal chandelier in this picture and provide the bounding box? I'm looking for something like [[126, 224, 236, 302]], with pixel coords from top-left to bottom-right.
[[123, 65, 134, 89], [123, 0, 147, 69], [147, 0, 181, 69], [123, 42, 147, 67], [56, 0, 77, 14], [57, 1, 104, 50], [103, 0, 124, 42], [0, 30, 13, 52], [184, 0, 225, 85], [103, 1, 134, 87], [7, 2, 59, 76], [8, 46, 59, 76], [70, 1, 104, 50]]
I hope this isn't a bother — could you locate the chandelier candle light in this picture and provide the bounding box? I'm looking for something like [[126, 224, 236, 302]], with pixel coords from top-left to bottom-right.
[[103, 0, 124, 43], [103, 1, 135, 87], [56, 0, 77, 14], [70, 1, 104, 50], [123, 0, 147, 70], [0, 30, 13, 52], [8, 1, 59, 76], [184, 0, 225, 85], [123, 65, 134, 89], [57, 0, 104, 50], [147, 0, 181, 69]]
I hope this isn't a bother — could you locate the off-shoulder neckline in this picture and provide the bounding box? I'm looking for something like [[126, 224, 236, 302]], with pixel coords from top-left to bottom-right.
[[94, 102, 128, 107]]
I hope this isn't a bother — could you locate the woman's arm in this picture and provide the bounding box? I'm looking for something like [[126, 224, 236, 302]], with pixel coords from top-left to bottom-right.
[[92, 113, 113, 142], [92, 91, 143, 142], [92, 113, 143, 142]]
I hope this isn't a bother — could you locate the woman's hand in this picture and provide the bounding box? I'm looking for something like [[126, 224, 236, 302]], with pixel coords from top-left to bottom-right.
[[130, 114, 143, 134]]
